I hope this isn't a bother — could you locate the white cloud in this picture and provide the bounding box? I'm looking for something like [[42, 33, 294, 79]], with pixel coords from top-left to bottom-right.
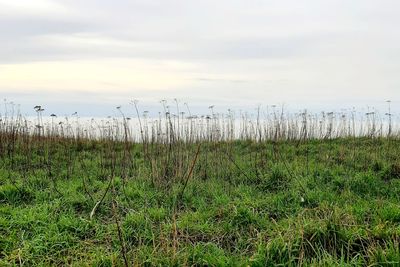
[[0, 0, 399, 115], [0, 59, 197, 93], [0, 0, 71, 17]]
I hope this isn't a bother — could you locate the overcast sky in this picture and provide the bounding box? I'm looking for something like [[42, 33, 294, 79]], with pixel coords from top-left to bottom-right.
[[0, 0, 399, 116]]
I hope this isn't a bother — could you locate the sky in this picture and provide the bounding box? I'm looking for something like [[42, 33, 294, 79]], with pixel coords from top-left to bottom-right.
[[0, 0, 399, 116]]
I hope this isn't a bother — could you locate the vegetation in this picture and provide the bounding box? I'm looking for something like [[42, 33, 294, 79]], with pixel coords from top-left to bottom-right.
[[0, 101, 399, 266]]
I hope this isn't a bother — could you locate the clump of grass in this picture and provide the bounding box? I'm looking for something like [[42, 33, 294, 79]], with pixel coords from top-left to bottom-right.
[[262, 164, 291, 192], [0, 184, 33, 205], [381, 162, 400, 181]]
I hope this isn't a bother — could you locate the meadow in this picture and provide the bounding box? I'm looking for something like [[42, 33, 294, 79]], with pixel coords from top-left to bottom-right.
[[0, 101, 399, 266]]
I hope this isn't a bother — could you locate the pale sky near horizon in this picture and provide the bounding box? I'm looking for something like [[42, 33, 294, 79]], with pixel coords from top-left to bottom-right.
[[0, 0, 399, 116]]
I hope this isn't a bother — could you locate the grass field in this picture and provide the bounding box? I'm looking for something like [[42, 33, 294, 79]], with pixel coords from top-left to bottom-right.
[[1, 132, 400, 266]]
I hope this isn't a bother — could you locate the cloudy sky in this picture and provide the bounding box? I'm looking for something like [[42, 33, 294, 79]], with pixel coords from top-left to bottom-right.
[[0, 0, 399, 116]]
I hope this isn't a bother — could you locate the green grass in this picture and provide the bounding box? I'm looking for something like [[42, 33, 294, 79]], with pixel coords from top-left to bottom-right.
[[1, 137, 400, 266]]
